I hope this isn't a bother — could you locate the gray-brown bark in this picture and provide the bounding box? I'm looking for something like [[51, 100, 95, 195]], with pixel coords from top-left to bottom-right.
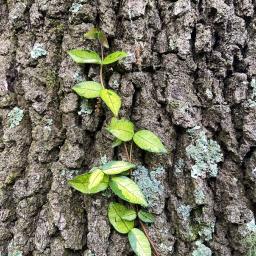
[[0, 0, 256, 255]]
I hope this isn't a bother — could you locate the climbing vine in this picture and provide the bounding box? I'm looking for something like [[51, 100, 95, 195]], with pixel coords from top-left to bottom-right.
[[67, 27, 167, 256]]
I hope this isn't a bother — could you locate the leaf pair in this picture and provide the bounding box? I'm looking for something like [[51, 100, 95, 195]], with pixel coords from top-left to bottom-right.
[[73, 82, 121, 117], [68, 172, 109, 194], [108, 202, 136, 234], [107, 117, 167, 153], [108, 202, 154, 232], [68, 49, 127, 65], [68, 161, 148, 207], [108, 202, 154, 256]]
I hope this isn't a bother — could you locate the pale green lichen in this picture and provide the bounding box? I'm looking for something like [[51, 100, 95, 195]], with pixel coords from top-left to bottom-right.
[[198, 223, 215, 241], [247, 219, 256, 233], [132, 165, 164, 208], [159, 242, 173, 254], [192, 241, 212, 256], [100, 155, 108, 165], [83, 250, 95, 256], [187, 126, 201, 136], [61, 169, 80, 180], [78, 99, 93, 115], [151, 165, 165, 179], [194, 188, 205, 205], [69, 3, 82, 13], [189, 221, 215, 242], [169, 38, 177, 51], [73, 71, 85, 82], [174, 159, 185, 176], [7, 107, 24, 128], [44, 118, 53, 131], [186, 130, 223, 178], [177, 203, 191, 220], [6, 251, 23, 256], [12, 251, 23, 256], [31, 43, 47, 59]]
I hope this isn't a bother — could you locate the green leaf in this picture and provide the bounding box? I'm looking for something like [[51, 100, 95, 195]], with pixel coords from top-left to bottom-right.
[[107, 117, 134, 141], [98, 32, 109, 48], [73, 81, 102, 98], [112, 138, 123, 148], [108, 202, 134, 234], [68, 173, 109, 194], [88, 169, 104, 190], [121, 208, 137, 221], [133, 130, 167, 153], [102, 51, 128, 65], [128, 228, 152, 256], [138, 210, 155, 223], [109, 176, 148, 206], [100, 89, 121, 117], [84, 27, 99, 39], [101, 161, 136, 175], [84, 27, 109, 48], [68, 49, 101, 64]]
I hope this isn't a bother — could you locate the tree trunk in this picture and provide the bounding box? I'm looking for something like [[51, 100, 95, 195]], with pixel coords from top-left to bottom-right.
[[1, 0, 256, 255]]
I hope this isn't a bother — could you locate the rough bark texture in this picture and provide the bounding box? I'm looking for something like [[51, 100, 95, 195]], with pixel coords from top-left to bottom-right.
[[0, 0, 256, 255]]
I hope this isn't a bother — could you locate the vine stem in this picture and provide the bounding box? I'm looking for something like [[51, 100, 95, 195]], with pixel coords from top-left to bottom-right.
[[100, 44, 105, 89], [124, 143, 130, 162], [129, 142, 133, 162], [139, 221, 160, 256], [135, 206, 160, 256], [124, 144, 160, 255]]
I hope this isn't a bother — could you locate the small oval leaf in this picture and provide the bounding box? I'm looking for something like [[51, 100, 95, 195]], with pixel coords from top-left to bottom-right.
[[110, 176, 148, 206], [102, 51, 128, 65], [107, 117, 134, 141], [68, 49, 101, 64], [84, 27, 100, 39], [102, 161, 136, 175], [84, 27, 109, 48], [88, 169, 104, 190], [68, 173, 109, 194], [73, 81, 102, 98], [100, 89, 121, 117], [108, 202, 134, 234], [128, 228, 152, 256], [138, 210, 155, 223], [121, 208, 137, 221], [133, 130, 167, 153]]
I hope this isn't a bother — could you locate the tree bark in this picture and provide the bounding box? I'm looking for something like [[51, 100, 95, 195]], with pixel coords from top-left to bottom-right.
[[0, 0, 256, 255]]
